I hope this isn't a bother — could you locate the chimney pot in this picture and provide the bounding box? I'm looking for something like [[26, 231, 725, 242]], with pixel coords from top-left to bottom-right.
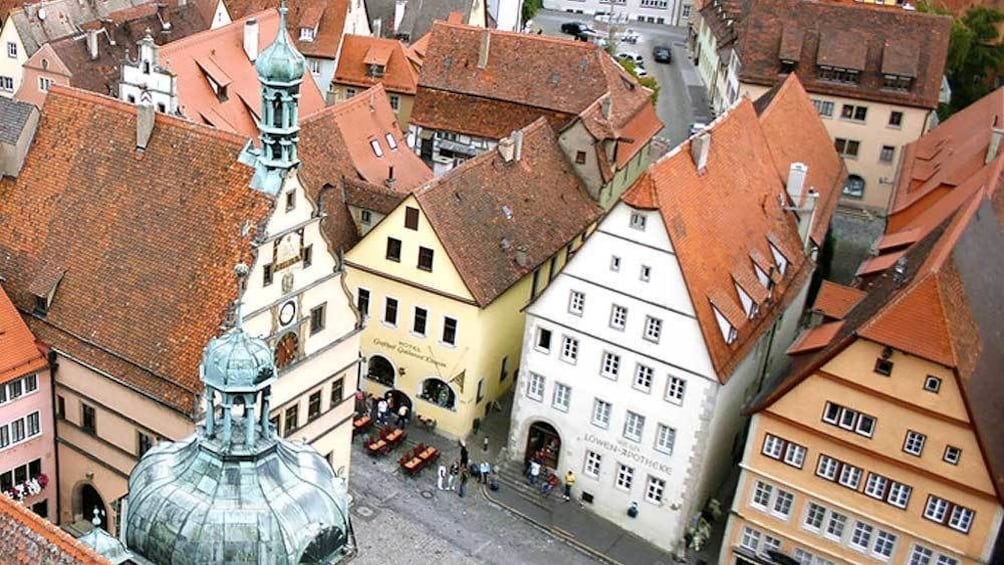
[[393, 0, 407, 34], [244, 19, 259, 62], [86, 29, 99, 61], [689, 132, 711, 172], [512, 129, 523, 161], [136, 93, 155, 150], [498, 136, 516, 162], [798, 189, 819, 251], [385, 166, 396, 188], [601, 97, 612, 119], [515, 245, 528, 267], [478, 29, 490, 69]]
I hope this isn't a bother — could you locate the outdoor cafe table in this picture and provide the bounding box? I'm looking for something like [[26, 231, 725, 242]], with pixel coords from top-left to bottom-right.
[[366, 439, 388, 455]]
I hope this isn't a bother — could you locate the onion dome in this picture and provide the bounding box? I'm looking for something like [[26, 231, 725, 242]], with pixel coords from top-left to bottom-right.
[[201, 328, 275, 392], [254, 0, 305, 84]]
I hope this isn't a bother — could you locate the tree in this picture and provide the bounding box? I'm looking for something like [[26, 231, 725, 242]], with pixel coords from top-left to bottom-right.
[[617, 59, 661, 104], [521, 0, 542, 26], [920, 4, 1004, 117]]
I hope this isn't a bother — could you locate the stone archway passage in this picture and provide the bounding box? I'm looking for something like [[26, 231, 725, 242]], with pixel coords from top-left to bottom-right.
[[77, 483, 107, 530], [524, 421, 562, 471]]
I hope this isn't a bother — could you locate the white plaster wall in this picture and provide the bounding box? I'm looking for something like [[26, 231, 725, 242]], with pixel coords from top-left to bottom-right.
[[540, 0, 683, 25], [0, 22, 28, 97], [307, 57, 336, 97], [120, 64, 177, 113]]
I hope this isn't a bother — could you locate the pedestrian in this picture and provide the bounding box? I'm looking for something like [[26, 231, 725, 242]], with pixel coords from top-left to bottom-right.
[[479, 460, 491, 484], [563, 470, 576, 501], [397, 404, 409, 428], [376, 398, 388, 425], [458, 467, 469, 498], [459, 442, 469, 468], [448, 462, 459, 491], [437, 464, 447, 490], [528, 459, 541, 486], [482, 436, 489, 452]]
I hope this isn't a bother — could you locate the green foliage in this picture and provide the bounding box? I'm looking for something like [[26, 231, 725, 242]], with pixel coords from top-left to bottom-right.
[[617, 58, 661, 104], [919, 3, 1004, 116], [521, 0, 542, 26]]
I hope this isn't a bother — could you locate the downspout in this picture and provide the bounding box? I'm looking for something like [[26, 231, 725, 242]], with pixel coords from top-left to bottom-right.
[[46, 348, 61, 523]]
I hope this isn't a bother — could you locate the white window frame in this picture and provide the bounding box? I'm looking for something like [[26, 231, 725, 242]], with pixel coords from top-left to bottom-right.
[[872, 529, 897, 560], [903, 430, 926, 456], [615, 463, 634, 491], [751, 480, 773, 510], [633, 363, 653, 392], [591, 399, 612, 428], [610, 255, 621, 271], [784, 443, 806, 468], [629, 212, 647, 231], [665, 376, 686, 404], [740, 526, 761, 551], [865, 473, 889, 499], [943, 445, 962, 465], [850, 521, 874, 552], [815, 455, 839, 481], [609, 304, 628, 330], [568, 290, 585, 315], [584, 450, 602, 478], [838, 463, 863, 490], [552, 382, 571, 412], [526, 372, 545, 401], [825, 511, 847, 541], [654, 424, 675, 455], [623, 411, 644, 442], [772, 489, 795, 519], [600, 351, 620, 379], [639, 265, 651, 282], [643, 316, 663, 342], [887, 481, 912, 509], [762, 434, 784, 459], [803, 503, 826, 531], [561, 335, 579, 364], [6, 42, 15, 58], [644, 475, 665, 504], [535, 327, 553, 353]]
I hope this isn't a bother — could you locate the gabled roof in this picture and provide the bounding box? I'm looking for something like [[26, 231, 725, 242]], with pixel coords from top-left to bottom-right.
[[0, 495, 110, 564], [813, 280, 865, 320], [621, 74, 844, 381], [731, 0, 951, 109], [222, 0, 350, 59], [36, 0, 212, 98], [9, 0, 151, 54], [0, 86, 271, 414], [298, 84, 432, 255], [753, 186, 1004, 502], [888, 87, 1004, 233], [333, 34, 420, 94], [0, 284, 46, 385], [365, 0, 481, 40], [159, 9, 326, 139], [411, 118, 602, 307]]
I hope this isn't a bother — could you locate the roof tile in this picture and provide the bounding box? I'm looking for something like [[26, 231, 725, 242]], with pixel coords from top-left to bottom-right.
[[0, 495, 110, 564]]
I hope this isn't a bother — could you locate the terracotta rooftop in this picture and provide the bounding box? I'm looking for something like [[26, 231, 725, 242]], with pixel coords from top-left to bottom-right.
[[412, 118, 602, 307], [159, 9, 326, 139], [754, 186, 1004, 502], [333, 34, 420, 94], [365, 0, 482, 40], [786, 320, 844, 354], [0, 495, 110, 564], [222, 0, 350, 59], [0, 285, 46, 385], [9, 0, 153, 55], [813, 280, 865, 320], [703, 0, 952, 109], [621, 75, 844, 381], [0, 86, 271, 414]]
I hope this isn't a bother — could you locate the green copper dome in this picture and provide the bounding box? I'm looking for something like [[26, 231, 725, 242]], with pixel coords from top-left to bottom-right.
[[255, 2, 305, 84]]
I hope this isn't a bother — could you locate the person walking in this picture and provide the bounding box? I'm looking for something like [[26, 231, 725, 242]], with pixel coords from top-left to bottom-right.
[[458, 467, 469, 498], [459, 442, 469, 469], [437, 464, 447, 491], [448, 462, 459, 491], [479, 460, 491, 484], [563, 470, 576, 501], [397, 404, 409, 428], [376, 398, 388, 425], [528, 459, 541, 486]]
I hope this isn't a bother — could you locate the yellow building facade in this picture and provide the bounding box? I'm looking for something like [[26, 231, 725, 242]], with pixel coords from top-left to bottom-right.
[[720, 337, 1003, 564]]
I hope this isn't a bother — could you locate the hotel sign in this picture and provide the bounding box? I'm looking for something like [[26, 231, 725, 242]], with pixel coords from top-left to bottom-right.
[[372, 338, 447, 368], [581, 432, 674, 475]]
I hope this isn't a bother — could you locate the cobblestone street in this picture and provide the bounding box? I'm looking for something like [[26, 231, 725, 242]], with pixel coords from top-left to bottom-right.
[[348, 430, 599, 565]]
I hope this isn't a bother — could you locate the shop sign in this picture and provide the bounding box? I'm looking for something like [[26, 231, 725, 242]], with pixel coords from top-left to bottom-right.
[[372, 338, 447, 368], [581, 432, 674, 475]]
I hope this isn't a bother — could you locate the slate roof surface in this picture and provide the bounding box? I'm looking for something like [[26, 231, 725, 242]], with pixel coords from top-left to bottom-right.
[[222, 0, 349, 59], [159, 9, 326, 140], [703, 0, 951, 109], [621, 75, 844, 381], [10, 0, 151, 54], [754, 186, 1004, 502], [0, 494, 110, 565], [413, 118, 602, 307], [0, 86, 271, 414], [365, 0, 478, 40], [0, 284, 46, 385], [0, 96, 35, 144], [333, 34, 420, 94]]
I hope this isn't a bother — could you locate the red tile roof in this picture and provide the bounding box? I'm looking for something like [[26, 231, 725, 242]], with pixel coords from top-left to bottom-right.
[[0, 86, 271, 414], [160, 9, 326, 139], [0, 285, 46, 385], [713, 0, 952, 109], [786, 320, 844, 354], [412, 118, 602, 306], [333, 35, 420, 94], [813, 280, 865, 320], [621, 75, 844, 380], [411, 88, 571, 139], [223, 0, 350, 59], [0, 495, 110, 564]]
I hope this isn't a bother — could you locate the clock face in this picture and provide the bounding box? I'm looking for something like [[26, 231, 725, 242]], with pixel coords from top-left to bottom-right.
[[279, 301, 296, 326]]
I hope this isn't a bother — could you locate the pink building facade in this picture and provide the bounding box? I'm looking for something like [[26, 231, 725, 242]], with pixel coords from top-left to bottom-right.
[[0, 287, 55, 521]]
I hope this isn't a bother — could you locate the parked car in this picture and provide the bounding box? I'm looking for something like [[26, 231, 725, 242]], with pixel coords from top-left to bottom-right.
[[689, 122, 709, 136], [653, 45, 672, 63], [616, 52, 645, 67], [561, 22, 590, 35], [633, 66, 649, 78], [620, 29, 640, 44]]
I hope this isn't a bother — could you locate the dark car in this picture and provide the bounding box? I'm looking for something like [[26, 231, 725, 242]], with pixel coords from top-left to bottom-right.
[[653, 45, 672, 63], [561, 22, 589, 35]]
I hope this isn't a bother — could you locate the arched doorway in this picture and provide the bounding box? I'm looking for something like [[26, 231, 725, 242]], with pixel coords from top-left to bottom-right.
[[842, 174, 865, 199], [75, 483, 107, 530], [418, 378, 456, 410], [524, 421, 561, 470], [384, 389, 412, 412], [366, 355, 395, 387]]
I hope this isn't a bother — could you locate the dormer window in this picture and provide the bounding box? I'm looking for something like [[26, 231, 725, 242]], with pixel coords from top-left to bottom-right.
[[768, 242, 788, 276], [817, 65, 860, 84], [753, 261, 770, 288], [780, 59, 796, 74], [712, 306, 737, 345], [370, 139, 383, 157], [385, 133, 398, 150], [367, 64, 386, 78], [882, 74, 912, 91], [734, 282, 755, 318], [299, 27, 315, 41]]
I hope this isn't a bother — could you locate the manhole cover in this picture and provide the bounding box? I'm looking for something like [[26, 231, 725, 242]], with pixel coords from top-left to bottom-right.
[[420, 490, 434, 499], [355, 505, 374, 517]]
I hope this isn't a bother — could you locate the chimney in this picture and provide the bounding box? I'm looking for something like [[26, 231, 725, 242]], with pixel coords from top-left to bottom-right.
[[498, 136, 516, 162], [477, 29, 490, 69], [372, 17, 382, 37], [786, 162, 808, 205], [86, 29, 99, 61], [244, 18, 259, 62], [986, 127, 1004, 164], [393, 0, 407, 34], [798, 189, 819, 251], [385, 166, 396, 189], [515, 245, 528, 267], [689, 132, 710, 172], [512, 129, 523, 161], [136, 93, 155, 150], [601, 96, 612, 119]]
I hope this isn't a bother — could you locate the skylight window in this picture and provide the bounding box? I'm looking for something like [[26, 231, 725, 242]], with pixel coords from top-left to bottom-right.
[[502, 205, 513, 220], [712, 305, 738, 345], [735, 282, 754, 318], [370, 139, 384, 157], [753, 261, 770, 288], [385, 133, 398, 150], [769, 242, 788, 276]]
